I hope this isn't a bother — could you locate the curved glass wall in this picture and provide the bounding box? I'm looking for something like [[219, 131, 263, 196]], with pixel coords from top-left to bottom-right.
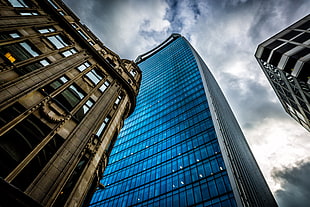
[[89, 37, 236, 206]]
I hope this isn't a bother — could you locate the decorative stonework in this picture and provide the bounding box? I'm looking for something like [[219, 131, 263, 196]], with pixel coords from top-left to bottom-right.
[[122, 59, 135, 71], [83, 134, 100, 156], [40, 98, 67, 123], [103, 53, 120, 69]]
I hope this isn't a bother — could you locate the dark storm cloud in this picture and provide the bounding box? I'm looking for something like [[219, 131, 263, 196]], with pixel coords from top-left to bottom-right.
[[248, 0, 310, 44], [185, 0, 310, 130], [272, 159, 310, 207], [219, 70, 288, 129]]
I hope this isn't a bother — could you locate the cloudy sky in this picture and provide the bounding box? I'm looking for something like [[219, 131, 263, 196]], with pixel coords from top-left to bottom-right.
[[63, 0, 310, 206]]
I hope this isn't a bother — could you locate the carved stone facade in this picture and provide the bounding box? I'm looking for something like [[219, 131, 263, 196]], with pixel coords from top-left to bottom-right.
[[0, 0, 141, 206]]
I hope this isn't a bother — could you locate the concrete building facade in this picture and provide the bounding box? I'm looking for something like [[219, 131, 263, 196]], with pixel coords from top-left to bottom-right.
[[0, 0, 141, 206]]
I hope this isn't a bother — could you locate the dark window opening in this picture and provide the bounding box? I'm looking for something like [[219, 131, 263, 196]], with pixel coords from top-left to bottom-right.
[[270, 43, 296, 66], [281, 30, 300, 40], [16, 58, 50, 75], [0, 114, 51, 178], [0, 31, 21, 40], [292, 48, 310, 59], [260, 40, 283, 62], [0, 41, 40, 63], [292, 32, 310, 43], [74, 99, 94, 122], [11, 134, 64, 191], [297, 21, 310, 30], [54, 84, 85, 112], [53, 156, 89, 207], [284, 48, 310, 73], [284, 58, 297, 73], [40, 76, 68, 95], [0, 102, 26, 128], [106, 57, 116, 67], [298, 61, 310, 83]]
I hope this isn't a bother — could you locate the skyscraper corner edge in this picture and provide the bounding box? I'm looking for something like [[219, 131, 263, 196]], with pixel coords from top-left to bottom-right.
[[185, 39, 278, 207]]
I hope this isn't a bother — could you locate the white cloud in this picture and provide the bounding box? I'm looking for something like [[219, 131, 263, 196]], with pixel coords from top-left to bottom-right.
[[64, 0, 171, 60], [244, 118, 310, 192]]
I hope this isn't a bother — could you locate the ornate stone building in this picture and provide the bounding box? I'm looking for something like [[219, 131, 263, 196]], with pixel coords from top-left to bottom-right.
[[0, 0, 141, 206]]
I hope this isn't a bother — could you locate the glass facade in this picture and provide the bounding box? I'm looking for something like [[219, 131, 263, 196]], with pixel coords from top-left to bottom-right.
[[90, 35, 277, 207]]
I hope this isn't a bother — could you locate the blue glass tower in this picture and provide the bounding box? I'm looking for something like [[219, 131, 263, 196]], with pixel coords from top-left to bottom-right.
[[89, 34, 277, 207]]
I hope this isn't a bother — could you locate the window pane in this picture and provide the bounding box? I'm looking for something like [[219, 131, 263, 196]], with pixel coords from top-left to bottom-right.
[[130, 70, 136, 77], [0, 41, 39, 63], [38, 27, 55, 34], [96, 123, 106, 136], [115, 96, 122, 105], [74, 98, 94, 122], [11, 135, 63, 191], [69, 85, 84, 99], [8, 0, 29, 7], [20, 42, 39, 57], [20, 12, 38, 15], [0, 114, 51, 178], [41, 76, 68, 94], [86, 71, 100, 85], [60, 76, 68, 83], [99, 80, 110, 92], [0, 32, 20, 40], [78, 30, 88, 40], [56, 90, 79, 111], [77, 65, 86, 71], [18, 58, 49, 75], [62, 48, 77, 57], [47, 35, 69, 49], [99, 84, 107, 92], [9, 33, 21, 38], [62, 50, 71, 57], [86, 100, 94, 107], [77, 61, 91, 72], [0, 102, 26, 128], [39, 59, 50, 66], [47, 0, 59, 9], [96, 117, 110, 137]]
